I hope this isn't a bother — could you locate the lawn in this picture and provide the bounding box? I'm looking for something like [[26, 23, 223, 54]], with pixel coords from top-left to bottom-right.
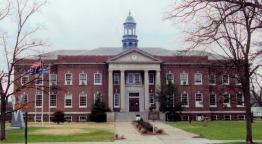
[[167, 121, 262, 140], [1, 122, 114, 143]]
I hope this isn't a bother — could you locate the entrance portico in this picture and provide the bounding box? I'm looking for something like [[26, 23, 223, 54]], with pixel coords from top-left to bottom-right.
[[107, 49, 161, 112]]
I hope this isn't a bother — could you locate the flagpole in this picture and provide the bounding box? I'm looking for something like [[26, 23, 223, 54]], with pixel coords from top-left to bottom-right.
[[48, 64, 51, 125], [41, 73, 44, 126]]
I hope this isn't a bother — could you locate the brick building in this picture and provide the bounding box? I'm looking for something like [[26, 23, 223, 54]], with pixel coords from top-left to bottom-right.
[[14, 13, 245, 122]]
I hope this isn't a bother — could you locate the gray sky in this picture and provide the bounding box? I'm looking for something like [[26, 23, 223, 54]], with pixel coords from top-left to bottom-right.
[[31, 0, 185, 52]]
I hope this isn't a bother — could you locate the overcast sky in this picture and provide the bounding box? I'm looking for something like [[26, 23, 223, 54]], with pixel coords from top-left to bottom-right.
[[30, 0, 185, 52]]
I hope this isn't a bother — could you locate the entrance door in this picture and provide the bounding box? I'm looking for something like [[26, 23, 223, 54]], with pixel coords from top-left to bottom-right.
[[129, 98, 139, 112]]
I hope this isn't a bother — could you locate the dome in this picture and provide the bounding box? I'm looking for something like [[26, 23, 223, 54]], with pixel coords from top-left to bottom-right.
[[125, 11, 135, 23]]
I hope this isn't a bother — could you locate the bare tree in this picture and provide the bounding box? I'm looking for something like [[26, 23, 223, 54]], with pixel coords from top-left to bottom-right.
[[251, 73, 262, 106], [0, 0, 46, 140], [166, 1, 262, 143]]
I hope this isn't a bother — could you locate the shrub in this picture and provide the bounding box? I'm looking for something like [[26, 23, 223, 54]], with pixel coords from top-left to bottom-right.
[[90, 93, 110, 122], [136, 119, 153, 132], [52, 109, 65, 124]]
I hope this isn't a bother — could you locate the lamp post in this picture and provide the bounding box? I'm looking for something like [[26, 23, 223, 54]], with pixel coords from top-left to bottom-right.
[[21, 105, 28, 144]]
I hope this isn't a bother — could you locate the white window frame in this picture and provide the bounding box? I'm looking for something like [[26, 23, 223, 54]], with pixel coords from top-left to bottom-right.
[[149, 73, 155, 85], [181, 92, 189, 107], [209, 74, 216, 85], [64, 92, 72, 108], [35, 94, 43, 108], [194, 72, 202, 85], [94, 72, 102, 85], [209, 93, 217, 107], [180, 72, 188, 85], [238, 115, 245, 120], [93, 91, 102, 103], [35, 74, 43, 85], [79, 72, 87, 85], [222, 74, 229, 85], [235, 74, 241, 85], [79, 116, 88, 122], [49, 94, 57, 108], [34, 115, 42, 122], [49, 74, 57, 85], [65, 116, 72, 122], [223, 93, 231, 107], [236, 93, 245, 107], [79, 92, 87, 108], [64, 72, 73, 85], [211, 115, 218, 120], [21, 75, 29, 85], [113, 93, 120, 108], [113, 73, 120, 85], [224, 115, 231, 120], [195, 92, 203, 107], [149, 93, 155, 105], [166, 72, 174, 84], [127, 73, 141, 85]]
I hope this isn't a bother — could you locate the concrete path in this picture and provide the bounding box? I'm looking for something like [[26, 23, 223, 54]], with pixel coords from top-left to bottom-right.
[[114, 121, 220, 144]]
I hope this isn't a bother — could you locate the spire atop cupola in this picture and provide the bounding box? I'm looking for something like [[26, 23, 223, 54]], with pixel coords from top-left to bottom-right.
[[122, 11, 138, 49]]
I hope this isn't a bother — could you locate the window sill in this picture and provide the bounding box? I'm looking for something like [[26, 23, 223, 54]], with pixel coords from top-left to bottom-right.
[[114, 106, 120, 108], [79, 106, 87, 108], [94, 83, 102, 85], [209, 105, 217, 108], [209, 83, 216, 86], [64, 106, 72, 108], [194, 83, 203, 85], [35, 106, 43, 108], [49, 106, 57, 108], [182, 105, 189, 108], [237, 105, 245, 107]]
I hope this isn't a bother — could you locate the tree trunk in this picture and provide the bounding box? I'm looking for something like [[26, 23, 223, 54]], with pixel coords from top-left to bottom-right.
[[244, 84, 253, 144], [0, 95, 6, 141]]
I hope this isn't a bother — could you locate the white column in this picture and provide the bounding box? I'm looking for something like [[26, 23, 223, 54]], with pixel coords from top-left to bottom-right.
[[144, 70, 149, 111], [155, 70, 161, 111], [108, 70, 113, 110], [120, 70, 125, 112]]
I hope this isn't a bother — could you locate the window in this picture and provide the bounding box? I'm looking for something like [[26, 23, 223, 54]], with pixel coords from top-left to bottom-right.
[[222, 74, 229, 85], [149, 93, 155, 105], [113, 73, 120, 85], [94, 73, 102, 85], [35, 94, 42, 107], [238, 115, 245, 120], [181, 92, 189, 107], [209, 74, 216, 85], [127, 73, 141, 85], [235, 74, 241, 85], [180, 72, 188, 85], [223, 93, 230, 107], [64, 92, 72, 108], [65, 73, 72, 85], [237, 93, 244, 106], [21, 75, 29, 85], [79, 116, 87, 122], [35, 74, 43, 85], [195, 92, 203, 107], [182, 115, 189, 121], [94, 92, 102, 103], [49, 74, 57, 85], [210, 93, 216, 107], [49, 94, 57, 107], [79, 73, 87, 85], [149, 73, 155, 85], [224, 115, 231, 120], [65, 116, 72, 122], [34, 115, 42, 122], [194, 72, 202, 85], [21, 93, 28, 104], [166, 72, 174, 84], [114, 93, 120, 108], [211, 115, 218, 120], [79, 92, 87, 108]]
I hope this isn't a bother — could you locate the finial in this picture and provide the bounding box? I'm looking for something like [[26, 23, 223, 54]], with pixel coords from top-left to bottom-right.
[[129, 10, 131, 16]]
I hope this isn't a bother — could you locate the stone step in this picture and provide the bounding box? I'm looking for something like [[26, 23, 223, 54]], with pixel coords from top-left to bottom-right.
[[107, 112, 149, 122]]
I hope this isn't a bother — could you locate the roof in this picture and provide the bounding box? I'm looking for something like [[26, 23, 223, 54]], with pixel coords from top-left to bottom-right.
[[40, 47, 225, 60]]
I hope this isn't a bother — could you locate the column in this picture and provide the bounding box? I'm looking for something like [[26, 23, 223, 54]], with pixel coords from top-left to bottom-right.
[[144, 70, 149, 111], [120, 70, 125, 112], [155, 70, 161, 111], [108, 70, 113, 110]]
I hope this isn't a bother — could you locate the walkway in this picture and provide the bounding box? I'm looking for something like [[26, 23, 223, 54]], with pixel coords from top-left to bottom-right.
[[114, 121, 221, 144]]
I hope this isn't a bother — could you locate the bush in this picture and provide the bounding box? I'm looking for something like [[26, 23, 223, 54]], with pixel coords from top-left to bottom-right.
[[90, 93, 110, 122], [52, 109, 65, 124], [136, 119, 153, 132]]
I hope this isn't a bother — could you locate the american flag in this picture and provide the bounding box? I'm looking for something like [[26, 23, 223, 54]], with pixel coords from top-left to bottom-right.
[[30, 60, 42, 68]]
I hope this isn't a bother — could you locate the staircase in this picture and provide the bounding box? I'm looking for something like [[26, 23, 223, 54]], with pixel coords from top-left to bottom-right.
[[107, 112, 149, 122]]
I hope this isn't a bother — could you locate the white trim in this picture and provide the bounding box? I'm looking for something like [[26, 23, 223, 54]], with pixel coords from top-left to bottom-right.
[[64, 116, 73, 122], [224, 115, 231, 120], [180, 72, 188, 85], [194, 72, 202, 85], [181, 92, 189, 107], [208, 74, 216, 85], [64, 72, 73, 85], [209, 93, 217, 107], [113, 93, 120, 108], [148, 72, 155, 85], [64, 92, 73, 108], [79, 91, 87, 108], [211, 115, 218, 120], [195, 92, 203, 107], [223, 92, 231, 107], [49, 94, 57, 108], [21, 75, 29, 85], [113, 72, 120, 85], [166, 72, 174, 84], [222, 74, 230, 85], [35, 93, 43, 108], [49, 74, 57, 85], [79, 116, 88, 122], [94, 72, 102, 85], [235, 74, 242, 85], [79, 72, 87, 85]]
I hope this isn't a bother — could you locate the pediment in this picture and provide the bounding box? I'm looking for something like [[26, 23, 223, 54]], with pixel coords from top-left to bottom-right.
[[107, 49, 161, 64]]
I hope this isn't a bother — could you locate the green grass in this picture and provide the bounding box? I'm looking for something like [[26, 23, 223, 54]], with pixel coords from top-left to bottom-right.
[[167, 121, 262, 140], [1, 127, 113, 143]]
